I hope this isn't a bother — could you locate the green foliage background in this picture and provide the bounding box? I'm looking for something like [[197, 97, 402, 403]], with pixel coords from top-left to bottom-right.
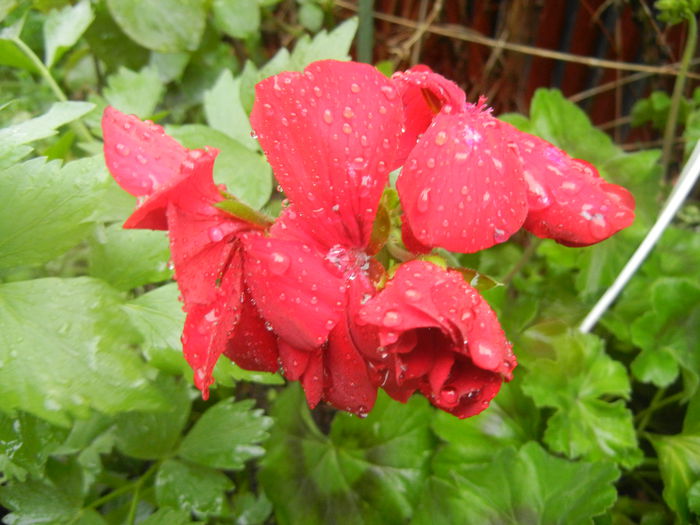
[[0, 1, 699, 523]]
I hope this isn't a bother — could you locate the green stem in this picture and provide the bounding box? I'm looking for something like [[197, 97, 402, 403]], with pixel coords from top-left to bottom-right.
[[503, 238, 542, 285], [357, 0, 374, 63], [126, 461, 159, 525], [635, 390, 685, 426], [11, 36, 95, 144], [636, 387, 667, 432], [661, 13, 697, 174]]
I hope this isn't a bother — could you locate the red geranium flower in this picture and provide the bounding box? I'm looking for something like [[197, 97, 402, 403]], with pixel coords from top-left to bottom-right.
[[358, 260, 515, 418], [392, 66, 635, 253], [102, 108, 278, 398]]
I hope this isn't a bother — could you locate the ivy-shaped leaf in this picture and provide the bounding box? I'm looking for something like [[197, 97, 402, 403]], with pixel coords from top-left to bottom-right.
[[520, 323, 642, 468], [260, 385, 435, 525]]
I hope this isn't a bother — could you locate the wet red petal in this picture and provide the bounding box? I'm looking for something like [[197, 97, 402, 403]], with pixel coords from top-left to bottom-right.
[[422, 356, 503, 418], [511, 132, 636, 245], [224, 288, 279, 372], [300, 349, 324, 409], [124, 148, 225, 231], [181, 248, 244, 399], [102, 106, 187, 197], [400, 218, 432, 254], [392, 66, 466, 164], [250, 60, 403, 249], [278, 341, 311, 381], [397, 107, 528, 253], [242, 234, 346, 350], [325, 316, 377, 416]]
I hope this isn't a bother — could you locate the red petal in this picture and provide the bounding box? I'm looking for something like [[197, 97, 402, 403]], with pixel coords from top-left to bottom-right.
[[224, 288, 279, 372], [423, 356, 503, 418], [278, 341, 311, 381], [250, 60, 403, 249], [358, 260, 515, 376], [400, 218, 432, 254], [397, 107, 528, 253], [167, 204, 243, 306], [102, 106, 187, 197], [242, 234, 346, 350], [124, 148, 223, 231], [300, 349, 324, 409], [511, 132, 636, 245], [392, 66, 466, 164], [325, 317, 378, 416], [181, 248, 244, 399]]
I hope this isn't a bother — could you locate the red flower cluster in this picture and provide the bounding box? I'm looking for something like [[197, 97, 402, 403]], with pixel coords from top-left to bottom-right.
[[103, 60, 634, 418]]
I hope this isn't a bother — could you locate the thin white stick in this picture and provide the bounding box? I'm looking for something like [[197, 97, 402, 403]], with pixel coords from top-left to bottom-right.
[[579, 139, 700, 333]]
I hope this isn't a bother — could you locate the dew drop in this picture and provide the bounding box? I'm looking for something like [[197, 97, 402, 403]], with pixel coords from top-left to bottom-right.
[[342, 123, 352, 134], [439, 387, 458, 406], [588, 214, 610, 240], [426, 157, 436, 168], [380, 85, 397, 100], [350, 83, 361, 93], [269, 252, 290, 275], [434, 131, 448, 146], [115, 143, 130, 156], [417, 188, 431, 213], [313, 86, 323, 97], [382, 310, 402, 327], [343, 106, 354, 119], [208, 226, 224, 242], [493, 228, 508, 243], [323, 109, 333, 124], [404, 289, 421, 301]]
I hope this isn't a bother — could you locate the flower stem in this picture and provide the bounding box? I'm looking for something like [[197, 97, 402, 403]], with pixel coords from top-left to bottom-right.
[[11, 36, 95, 144], [357, 0, 374, 63], [661, 13, 697, 175], [503, 238, 542, 286]]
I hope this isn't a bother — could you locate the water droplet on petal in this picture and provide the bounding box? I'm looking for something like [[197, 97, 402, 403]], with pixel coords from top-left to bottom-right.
[[350, 83, 361, 93], [434, 131, 448, 146], [116, 143, 130, 156], [208, 226, 224, 242], [439, 387, 458, 406], [342, 123, 352, 134], [417, 188, 431, 213], [493, 228, 508, 243], [382, 310, 402, 327], [588, 214, 611, 239], [323, 109, 333, 124], [381, 85, 397, 100], [269, 252, 290, 275], [404, 289, 421, 301]]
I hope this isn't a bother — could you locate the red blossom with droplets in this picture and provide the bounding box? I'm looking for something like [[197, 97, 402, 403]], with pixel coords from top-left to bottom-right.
[[358, 260, 515, 418], [102, 108, 277, 399], [392, 66, 635, 253], [100, 58, 637, 421]]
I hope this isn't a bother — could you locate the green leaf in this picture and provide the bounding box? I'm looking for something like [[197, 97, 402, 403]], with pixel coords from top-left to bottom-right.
[[650, 433, 700, 522], [528, 88, 619, 165], [413, 442, 619, 525], [166, 124, 272, 209], [103, 66, 164, 118], [203, 69, 257, 150], [431, 379, 539, 464], [0, 411, 68, 481], [140, 508, 195, 525], [156, 459, 233, 517], [288, 17, 358, 70], [113, 376, 191, 459], [83, 3, 148, 72], [0, 101, 94, 152], [631, 278, 700, 396], [106, 0, 206, 52], [520, 323, 642, 468], [0, 277, 166, 425], [88, 223, 172, 291], [0, 478, 80, 524], [0, 156, 107, 270], [260, 385, 434, 525], [178, 399, 272, 470], [149, 51, 190, 83], [299, 2, 324, 32], [43, 0, 94, 67], [212, 0, 260, 39]]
